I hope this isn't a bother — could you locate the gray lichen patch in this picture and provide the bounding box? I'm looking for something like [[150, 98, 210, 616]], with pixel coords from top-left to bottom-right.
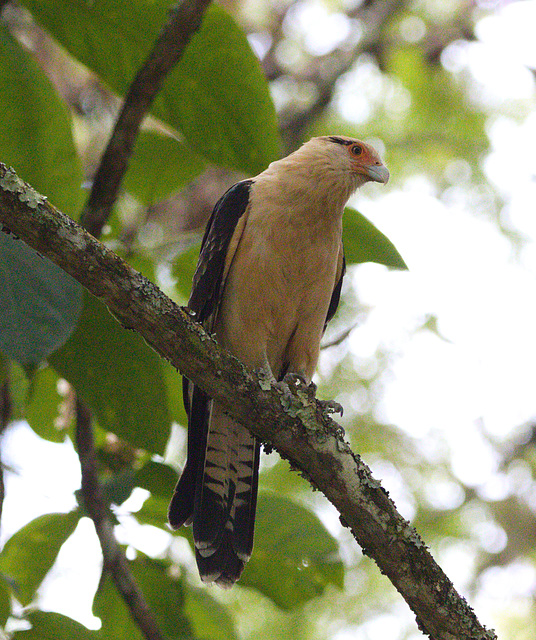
[[0, 166, 47, 209]]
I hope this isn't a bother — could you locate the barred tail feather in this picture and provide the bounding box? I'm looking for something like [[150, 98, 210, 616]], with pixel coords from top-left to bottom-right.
[[193, 406, 260, 585], [168, 384, 260, 586], [195, 527, 247, 588], [168, 382, 211, 529], [230, 427, 260, 561]]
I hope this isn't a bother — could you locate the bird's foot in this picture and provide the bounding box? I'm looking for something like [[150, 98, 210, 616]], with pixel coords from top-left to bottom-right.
[[317, 399, 344, 417], [282, 372, 318, 401], [283, 372, 308, 387]]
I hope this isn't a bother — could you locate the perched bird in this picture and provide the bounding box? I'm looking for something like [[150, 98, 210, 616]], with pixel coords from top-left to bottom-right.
[[168, 135, 389, 587]]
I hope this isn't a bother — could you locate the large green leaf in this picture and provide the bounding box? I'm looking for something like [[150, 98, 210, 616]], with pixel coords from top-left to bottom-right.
[[23, 2, 281, 176], [134, 460, 177, 499], [50, 292, 171, 454], [171, 244, 199, 303], [184, 585, 237, 640], [0, 511, 80, 606], [93, 558, 191, 640], [0, 26, 83, 366], [12, 611, 98, 640], [240, 494, 343, 609], [343, 206, 407, 269], [24, 365, 68, 443], [135, 494, 170, 530], [0, 25, 83, 216], [162, 360, 187, 426], [155, 5, 281, 175], [123, 131, 206, 205], [131, 557, 192, 640], [0, 575, 11, 628], [0, 233, 83, 366], [92, 574, 143, 640]]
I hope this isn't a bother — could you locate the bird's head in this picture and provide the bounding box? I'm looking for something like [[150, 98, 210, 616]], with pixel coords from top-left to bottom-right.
[[318, 135, 390, 186], [263, 135, 389, 209]]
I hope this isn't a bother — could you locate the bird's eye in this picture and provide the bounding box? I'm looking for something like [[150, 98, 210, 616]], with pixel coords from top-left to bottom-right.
[[351, 145, 363, 156]]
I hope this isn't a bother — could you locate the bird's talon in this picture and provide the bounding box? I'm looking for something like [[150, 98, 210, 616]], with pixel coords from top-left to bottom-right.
[[283, 372, 308, 387], [318, 399, 344, 417]]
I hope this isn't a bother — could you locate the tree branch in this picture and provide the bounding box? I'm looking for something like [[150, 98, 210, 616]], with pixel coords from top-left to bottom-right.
[[80, 0, 212, 237], [0, 166, 497, 640], [74, 400, 164, 640]]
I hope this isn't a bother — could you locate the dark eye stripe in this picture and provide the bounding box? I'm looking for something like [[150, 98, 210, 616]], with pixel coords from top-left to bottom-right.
[[328, 136, 353, 146]]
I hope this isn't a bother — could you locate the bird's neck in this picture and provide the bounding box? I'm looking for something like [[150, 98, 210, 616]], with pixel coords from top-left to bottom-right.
[[258, 158, 358, 220]]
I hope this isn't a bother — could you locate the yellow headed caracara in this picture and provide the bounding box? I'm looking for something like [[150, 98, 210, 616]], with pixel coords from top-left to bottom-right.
[[168, 135, 389, 587]]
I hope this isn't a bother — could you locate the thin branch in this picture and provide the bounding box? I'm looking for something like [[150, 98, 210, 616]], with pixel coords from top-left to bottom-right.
[[75, 400, 164, 640], [80, 0, 212, 237], [0, 164, 497, 640]]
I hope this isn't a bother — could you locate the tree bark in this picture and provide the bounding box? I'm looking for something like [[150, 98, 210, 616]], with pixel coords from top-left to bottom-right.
[[0, 164, 496, 640]]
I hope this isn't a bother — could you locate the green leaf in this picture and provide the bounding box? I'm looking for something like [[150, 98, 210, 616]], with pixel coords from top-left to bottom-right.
[[0, 511, 80, 606], [0, 232, 83, 367], [131, 557, 192, 640], [157, 5, 281, 175], [0, 26, 84, 368], [0, 574, 11, 628], [162, 360, 187, 426], [24, 2, 281, 175], [343, 207, 407, 270], [171, 244, 199, 303], [24, 365, 69, 443], [4, 360, 30, 420], [50, 292, 171, 454], [123, 131, 206, 205], [0, 25, 83, 216], [101, 469, 136, 507], [240, 494, 343, 609], [12, 611, 98, 640], [93, 574, 143, 640], [134, 460, 177, 499], [94, 558, 192, 640], [135, 494, 170, 530], [184, 585, 237, 640]]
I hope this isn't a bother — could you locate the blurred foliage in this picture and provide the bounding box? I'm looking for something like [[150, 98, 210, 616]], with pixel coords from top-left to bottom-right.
[[0, 0, 535, 639], [0, 511, 80, 607]]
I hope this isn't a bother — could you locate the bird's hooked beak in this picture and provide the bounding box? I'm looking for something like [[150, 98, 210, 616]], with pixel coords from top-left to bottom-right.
[[364, 163, 390, 184]]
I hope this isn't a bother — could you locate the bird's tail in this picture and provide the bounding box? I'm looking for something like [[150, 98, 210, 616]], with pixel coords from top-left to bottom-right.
[[168, 394, 260, 587]]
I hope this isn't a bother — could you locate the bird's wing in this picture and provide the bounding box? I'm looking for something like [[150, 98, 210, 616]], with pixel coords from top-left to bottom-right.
[[324, 244, 346, 331], [188, 180, 254, 326], [168, 180, 255, 558]]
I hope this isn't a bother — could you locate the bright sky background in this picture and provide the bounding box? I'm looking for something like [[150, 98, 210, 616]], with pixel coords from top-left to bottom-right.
[[2, 1, 536, 637]]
